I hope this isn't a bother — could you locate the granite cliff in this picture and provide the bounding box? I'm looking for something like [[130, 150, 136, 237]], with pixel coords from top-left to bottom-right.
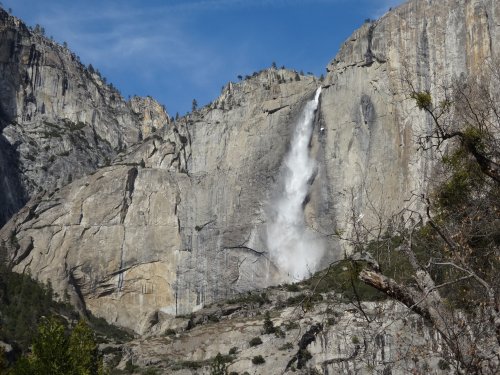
[[319, 0, 499, 239], [0, 0, 498, 358], [1, 69, 327, 333], [0, 8, 170, 227]]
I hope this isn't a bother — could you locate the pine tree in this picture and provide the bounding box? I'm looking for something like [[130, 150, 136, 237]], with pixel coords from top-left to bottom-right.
[[69, 320, 99, 375], [30, 317, 70, 375], [10, 318, 106, 375], [10, 356, 32, 375], [0, 346, 8, 373]]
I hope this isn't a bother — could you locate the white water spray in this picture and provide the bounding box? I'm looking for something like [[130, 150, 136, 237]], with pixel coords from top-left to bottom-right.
[[266, 88, 324, 281]]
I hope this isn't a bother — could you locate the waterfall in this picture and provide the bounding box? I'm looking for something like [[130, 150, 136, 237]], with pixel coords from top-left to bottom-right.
[[266, 87, 325, 281]]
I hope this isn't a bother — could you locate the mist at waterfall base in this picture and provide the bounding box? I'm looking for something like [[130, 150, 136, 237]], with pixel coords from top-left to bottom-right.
[[266, 88, 325, 281]]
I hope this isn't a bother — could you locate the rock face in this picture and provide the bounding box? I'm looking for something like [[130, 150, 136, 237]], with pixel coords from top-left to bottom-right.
[[0, 8, 170, 226], [318, 0, 500, 240], [1, 0, 499, 335], [129, 96, 171, 139], [1, 69, 328, 333]]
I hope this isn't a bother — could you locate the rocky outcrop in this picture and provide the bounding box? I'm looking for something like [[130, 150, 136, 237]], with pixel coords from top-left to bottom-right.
[[0, 8, 170, 226], [1, 0, 499, 336], [129, 96, 171, 139], [108, 286, 451, 375]]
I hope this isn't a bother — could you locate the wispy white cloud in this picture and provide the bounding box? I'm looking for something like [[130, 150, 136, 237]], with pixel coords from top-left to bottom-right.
[[35, 0, 349, 91], [35, 2, 224, 90]]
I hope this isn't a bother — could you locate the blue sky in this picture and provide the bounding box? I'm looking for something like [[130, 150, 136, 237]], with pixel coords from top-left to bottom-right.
[[2, 0, 403, 115]]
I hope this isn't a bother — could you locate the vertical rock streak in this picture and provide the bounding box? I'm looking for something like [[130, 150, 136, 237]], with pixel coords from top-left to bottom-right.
[[267, 88, 324, 280]]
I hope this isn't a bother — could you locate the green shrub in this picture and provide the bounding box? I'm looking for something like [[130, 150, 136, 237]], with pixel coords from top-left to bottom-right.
[[171, 360, 203, 370], [279, 342, 293, 351], [228, 292, 269, 306], [252, 355, 265, 365], [285, 292, 323, 310], [208, 314, 220, 323], [210, 353, 228, 375], [125, 359, 139, 373], [42, 129, 62, 138], [284, 321, 299, 331], [411, 91, 432, 109], [274, 327, 285, 338], [164, 328, 176, 336], [228, 347, 238, 355], [262, 312, 275, 334], [0, 347, 7, 372], [249, 337, 262, 347], [438, 359, 450, 370], [304, 261, 386, 301], [285, 283, 300, 292], [285, 294, 306, 305], [65, 120, 86, 131]]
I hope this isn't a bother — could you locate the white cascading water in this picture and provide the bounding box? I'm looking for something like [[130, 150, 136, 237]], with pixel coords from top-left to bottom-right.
[[266, 87, 325, 281]]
